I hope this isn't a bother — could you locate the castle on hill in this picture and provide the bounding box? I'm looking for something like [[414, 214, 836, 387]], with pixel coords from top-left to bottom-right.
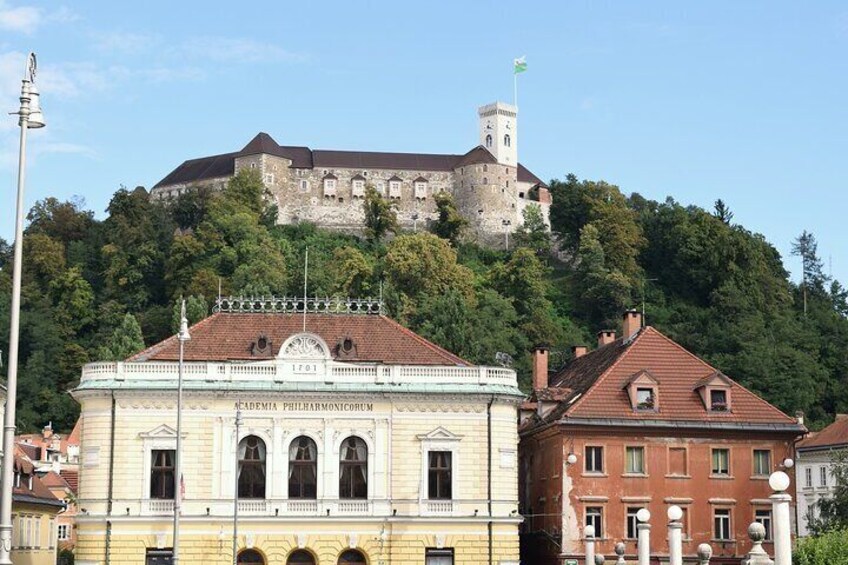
[[151, 102, 551, 243]]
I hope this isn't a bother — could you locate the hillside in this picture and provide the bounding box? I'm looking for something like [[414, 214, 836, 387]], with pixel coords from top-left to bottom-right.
[[1, 170, 845, 432]]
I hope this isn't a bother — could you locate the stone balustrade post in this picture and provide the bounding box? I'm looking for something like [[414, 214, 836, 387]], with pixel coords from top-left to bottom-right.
[[745, 522, 774, 565], [594, 554, 605, 565], [584, 525, 595, 565], [697, 543, 712, 565], [769, 471, 792, 565], [614, 542, 626, 565], [667, 505, 684, 565], [636, 509, 651, 565]]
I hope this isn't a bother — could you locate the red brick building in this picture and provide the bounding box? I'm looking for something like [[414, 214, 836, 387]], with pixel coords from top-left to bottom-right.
[[519, 311, 805, 565]]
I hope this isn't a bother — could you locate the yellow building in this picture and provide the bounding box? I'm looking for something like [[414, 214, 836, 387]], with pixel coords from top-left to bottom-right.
[[72, 298, 523, 565], [10, 448, 65, 565]]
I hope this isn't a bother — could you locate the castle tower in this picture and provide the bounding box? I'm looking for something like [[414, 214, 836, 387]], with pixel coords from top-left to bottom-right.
[[478, 101, 518, 166]]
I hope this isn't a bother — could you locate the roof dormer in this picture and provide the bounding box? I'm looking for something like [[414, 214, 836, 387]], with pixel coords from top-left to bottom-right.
[[623, 370, 659, 412], [694, 371, 733, 413]]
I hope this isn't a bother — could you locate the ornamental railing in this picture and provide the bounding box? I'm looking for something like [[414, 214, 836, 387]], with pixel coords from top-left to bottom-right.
[[213, 296, 383, 315], [80, 361, 518, 388]]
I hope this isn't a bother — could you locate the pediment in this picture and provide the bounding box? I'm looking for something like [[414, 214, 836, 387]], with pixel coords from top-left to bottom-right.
[[278, 332, 331, 360], [138, 424, 183, 439], [693, 371, 733, 390], [623, 369, 659, 388], [417, 427, 463, 442]]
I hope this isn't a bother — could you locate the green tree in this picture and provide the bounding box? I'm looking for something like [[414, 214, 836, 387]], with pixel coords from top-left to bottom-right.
[[363, 185, 398, 242], [430, 192, 467, 246], [713, 199, 734, 225], [330, 247, 374, 297], [383, 233, 474, 301], [514, 204, 551, 256], [795, 529, 848, 565], [97, 313, 145, 361]]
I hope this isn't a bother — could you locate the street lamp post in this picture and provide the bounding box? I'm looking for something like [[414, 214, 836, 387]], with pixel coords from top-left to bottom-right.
[[0, 52, 45, 565], [173, 301, 190, 565]]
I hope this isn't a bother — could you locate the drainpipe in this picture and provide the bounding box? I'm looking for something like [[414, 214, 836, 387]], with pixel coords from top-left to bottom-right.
[[488, 395, 494, 565], [105, 392, 116, 565]]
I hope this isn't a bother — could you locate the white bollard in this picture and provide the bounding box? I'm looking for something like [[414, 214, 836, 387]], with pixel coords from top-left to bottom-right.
[[769, 471, 792, 565], [614, 542, 626, 565], [636, 508, 651, 565], [746, 522, 775, 565], [584, 525, 596, 565], [667, 505, 684, 565]]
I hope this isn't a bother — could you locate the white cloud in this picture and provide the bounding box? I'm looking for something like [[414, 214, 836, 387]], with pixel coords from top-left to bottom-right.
[[0, 1, 40, 33]]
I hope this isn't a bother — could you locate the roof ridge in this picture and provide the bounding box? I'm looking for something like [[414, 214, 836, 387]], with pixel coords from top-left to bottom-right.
[[643, 326, 798, 424], [563, 331, 643, 416], [377, 315, 470, 366]]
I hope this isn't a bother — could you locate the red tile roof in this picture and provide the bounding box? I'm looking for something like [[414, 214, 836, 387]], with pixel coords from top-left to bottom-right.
[[530, 327, 800, 430], [11, 451, 63, 508], [130, 312, 470, 366], [67, 418, 81, 445], [39, 471, 71, 490], [59, 470, 79, 493], [798, 415, 848, 450]]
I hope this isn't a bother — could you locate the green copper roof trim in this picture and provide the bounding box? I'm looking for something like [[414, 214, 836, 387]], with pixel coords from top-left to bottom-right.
[[73, 379, 524, 397]]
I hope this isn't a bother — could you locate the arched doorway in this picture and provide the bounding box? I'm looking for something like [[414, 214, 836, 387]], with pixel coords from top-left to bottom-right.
[[237, 549, 265, 565], [287, 549, 316, 564], [338, 549, 368, 564]]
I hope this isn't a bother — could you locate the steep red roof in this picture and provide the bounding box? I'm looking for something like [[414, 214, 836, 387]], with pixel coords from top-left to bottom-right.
[[130, 312, 470, 366], [39, 471, 71, 490], [798, 415, 848, 450], [59, 470, 79, 493], [534, 326, 800, 429], [67, 418, 81, 445], [12, 453, 63, 508]]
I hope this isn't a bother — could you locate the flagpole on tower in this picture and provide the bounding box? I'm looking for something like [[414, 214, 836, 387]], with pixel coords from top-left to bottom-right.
[[513, 55, 527, 108]]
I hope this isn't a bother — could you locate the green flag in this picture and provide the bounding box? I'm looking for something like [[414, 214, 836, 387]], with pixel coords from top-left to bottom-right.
[[514, 56, 527, 74]]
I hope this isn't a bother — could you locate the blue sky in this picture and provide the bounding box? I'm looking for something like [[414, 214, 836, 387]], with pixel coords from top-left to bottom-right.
[[1, 1, 847, 283]]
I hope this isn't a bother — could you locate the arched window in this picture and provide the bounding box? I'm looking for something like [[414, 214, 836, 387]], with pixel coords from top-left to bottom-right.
[[339, 437, 368, 499], [485, 134, 492, 147], [338, 549, 368, 564], [238, 549, 265, 565], [289, 436, 318, 499], [287, 550, 316, 564], [238, 436, 266, 499], [504, 134, 511, 147]]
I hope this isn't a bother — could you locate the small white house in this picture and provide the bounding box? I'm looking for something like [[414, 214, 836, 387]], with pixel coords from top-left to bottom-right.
[[796, 414, 848, 536]]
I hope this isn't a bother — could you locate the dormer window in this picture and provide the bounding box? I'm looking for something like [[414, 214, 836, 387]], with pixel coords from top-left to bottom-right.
[[388, 177, 402, 199], [414, 178, 428, 200], [624, 370, 659, 412], [351, 176, 366, 198], [636, 388, 655, 411], [323, 174, 338, 198], [710, 389, 728, 412], [694, 371, 733, 412]]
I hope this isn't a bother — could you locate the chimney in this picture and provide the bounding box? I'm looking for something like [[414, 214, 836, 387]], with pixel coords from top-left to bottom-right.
[[42, 422, 53, 440], [572, 345, 588, 359], [532, 345, 550, 391], [797, 411, 806, 426], [597, 330, 616, 348], [622, 309, 642, 340], [835, 413, 848, 422]]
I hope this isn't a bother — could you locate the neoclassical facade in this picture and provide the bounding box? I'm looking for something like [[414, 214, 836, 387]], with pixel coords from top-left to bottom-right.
[[150, 102, 551, 244], [71, 298, 523, 565]]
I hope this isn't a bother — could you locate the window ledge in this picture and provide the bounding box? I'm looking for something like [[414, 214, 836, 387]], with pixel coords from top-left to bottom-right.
[[712, 539, 736, 543], [750, 475, 770, 481], [582, 472, 608, 478], [622, 473, 649, 478], [665, 474, 691, 479], [710, 475, 734, 480]]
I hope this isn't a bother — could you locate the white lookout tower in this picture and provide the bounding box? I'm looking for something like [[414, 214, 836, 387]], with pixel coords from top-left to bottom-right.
[[478, 101, 518, 166]]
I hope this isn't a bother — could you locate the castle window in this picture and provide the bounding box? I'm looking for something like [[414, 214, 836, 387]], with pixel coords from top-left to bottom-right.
[[414, 179, 427, 200], [376, 181, 386, 196], [483, 165, 488, 172], [504, 134, 511, 147], [485, 134, 492, 148], [352, 179, 365, 198], [323, 177, 337, 198], [263, 173, 274, 186], [389, 180, 402, 199], [299, 180, 310, 193], [483, 178, 488, 184]]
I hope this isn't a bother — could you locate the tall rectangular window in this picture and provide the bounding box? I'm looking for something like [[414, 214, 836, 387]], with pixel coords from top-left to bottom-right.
[[425, 548, 454, 565], [805, 467, 813, 488], [626, 507, 643, 539], [753, 450, 771, 476], [625, 446, 645, 474], [585, 446, 603, 473], [57, 524, 69, 540], [711, 448, 730, 476], [714, 508, 731, 540], [755, 509, 773, 541], [668, 447, 687, 476], [428, 451, 452, 500], [150, 450, 175, 499], [389, 180, 402, 198], [586, 507, 603, 538], [820, 466, 828, 487]]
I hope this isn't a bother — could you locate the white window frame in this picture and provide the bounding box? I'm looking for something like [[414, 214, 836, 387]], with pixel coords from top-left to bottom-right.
[[352, 179, 366, 198], [626, 507, 642, 539], [755, 508, 773, 541], [714, 508, 732, 541], [281, 431, 323, 500], [331, 432, 375, 500], [299, 179, 310, 192], [805, 466, 813, 488], [138, 425, 185, 503], [376, 181, 386, 196], [711, 448, 730, 476], [417, 427, 462, 508], [57, 523, 69, 541], [753, 449, 771, 477], [820, 466, 828, 487], [625, 446, 646, 475], [324, 178, 337, 197], [263, 173, 274, 186], [585, 506, 603, 539], [425, 548, 454, 565], [389, 180, 402, 199], [414, 181, 427, 199]]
